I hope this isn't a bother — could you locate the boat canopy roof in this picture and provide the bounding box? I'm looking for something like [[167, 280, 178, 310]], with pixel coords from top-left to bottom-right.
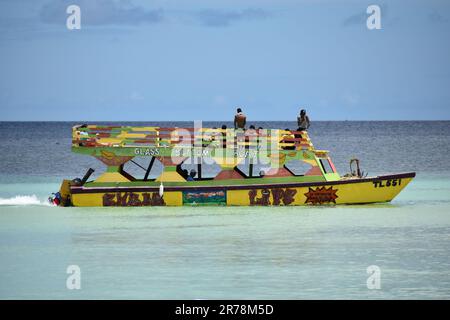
[[71, 125, 330, 158], [70, 125, 341, 183]]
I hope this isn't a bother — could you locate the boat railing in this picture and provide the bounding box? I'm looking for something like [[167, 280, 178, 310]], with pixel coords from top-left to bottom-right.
[[72, 125, 315, 151]]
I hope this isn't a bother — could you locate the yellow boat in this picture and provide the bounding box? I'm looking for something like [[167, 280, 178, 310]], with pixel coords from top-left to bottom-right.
[[53, 124, 415, 207]]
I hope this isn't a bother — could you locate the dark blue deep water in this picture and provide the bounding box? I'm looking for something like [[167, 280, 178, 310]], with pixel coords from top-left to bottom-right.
[[1, 121, 449, 181]]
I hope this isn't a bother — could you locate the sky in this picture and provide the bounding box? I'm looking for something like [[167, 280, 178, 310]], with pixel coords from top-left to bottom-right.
[[0, 0, 450, 121]]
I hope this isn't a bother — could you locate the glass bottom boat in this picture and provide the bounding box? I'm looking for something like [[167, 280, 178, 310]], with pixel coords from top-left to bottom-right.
[[52, 125, 415, 207]]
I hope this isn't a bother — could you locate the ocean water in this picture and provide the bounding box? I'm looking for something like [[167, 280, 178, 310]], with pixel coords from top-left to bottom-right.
[[0, 121, 449, 299]]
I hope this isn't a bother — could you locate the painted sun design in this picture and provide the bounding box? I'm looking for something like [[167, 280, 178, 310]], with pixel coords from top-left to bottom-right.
[[304, 186, 338, 205]]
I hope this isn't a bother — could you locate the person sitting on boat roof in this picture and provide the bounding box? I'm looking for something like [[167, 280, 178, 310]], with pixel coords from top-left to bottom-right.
[[234, 108, 246, 130], [246, 125, 257, 135], [297, 109, 310, 131], [187, 169, 197, 181], [244, 125, 258, 149], [257, 126, 264, 135]]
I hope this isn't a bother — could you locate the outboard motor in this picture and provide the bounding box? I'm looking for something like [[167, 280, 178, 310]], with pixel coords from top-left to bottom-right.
[[49, 169, 94, 207]]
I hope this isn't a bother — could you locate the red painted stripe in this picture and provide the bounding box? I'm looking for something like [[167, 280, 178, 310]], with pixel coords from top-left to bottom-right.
[[328, 159, 337, 173]]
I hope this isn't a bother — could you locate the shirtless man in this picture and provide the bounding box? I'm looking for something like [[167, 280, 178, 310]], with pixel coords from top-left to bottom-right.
[[234, 108, 246, 130]]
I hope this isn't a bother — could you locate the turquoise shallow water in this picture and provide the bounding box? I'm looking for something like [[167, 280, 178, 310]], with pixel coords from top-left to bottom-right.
[[0, 174, 449, 299], [0, 122, 449, 299]]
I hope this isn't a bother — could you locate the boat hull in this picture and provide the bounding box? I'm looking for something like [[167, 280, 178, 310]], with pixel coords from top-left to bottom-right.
[[66, 172, 415, 207]]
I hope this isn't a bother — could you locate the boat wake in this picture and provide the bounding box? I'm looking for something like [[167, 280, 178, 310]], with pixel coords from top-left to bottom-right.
[[0, 195, 52, 206]]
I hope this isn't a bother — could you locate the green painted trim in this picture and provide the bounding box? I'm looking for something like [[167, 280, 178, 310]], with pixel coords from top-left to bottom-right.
[[324, 173, 341, 181], [84, 175, 326, 188]]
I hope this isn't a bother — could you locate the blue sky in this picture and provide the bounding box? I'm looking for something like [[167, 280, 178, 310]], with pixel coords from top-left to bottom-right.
[[1, 0, 449, 121]]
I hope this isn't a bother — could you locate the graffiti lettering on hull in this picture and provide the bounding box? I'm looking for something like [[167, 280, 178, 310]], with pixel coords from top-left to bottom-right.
[[103, 192, 165, 206], [304, 186, 338, 205], [249, 188, 297, 206]]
